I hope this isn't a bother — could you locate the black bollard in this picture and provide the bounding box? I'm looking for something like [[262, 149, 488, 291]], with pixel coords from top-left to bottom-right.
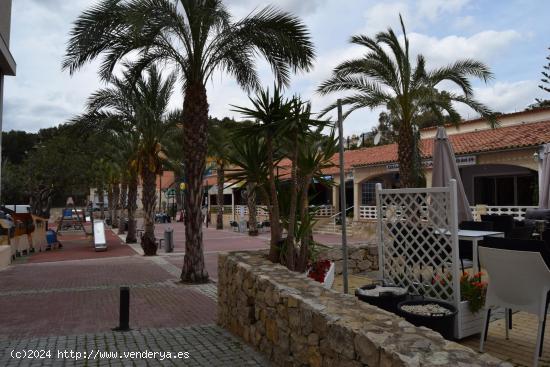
[[113, 286, 131, 331]]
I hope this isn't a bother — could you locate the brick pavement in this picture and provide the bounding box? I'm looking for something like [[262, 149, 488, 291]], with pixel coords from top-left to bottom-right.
[[25, 228, 134, 264], [0, 223, 274, 366], [0, 256, 172, 292], [0, 325, 269, 366]]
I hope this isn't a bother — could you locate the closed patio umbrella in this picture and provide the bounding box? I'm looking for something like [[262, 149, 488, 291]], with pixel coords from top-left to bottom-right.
[[432, 126, 473, 223], [538, 143, 550, 209]]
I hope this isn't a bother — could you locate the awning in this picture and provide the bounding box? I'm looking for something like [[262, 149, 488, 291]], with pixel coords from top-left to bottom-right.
[[208, 181, 244, 195]]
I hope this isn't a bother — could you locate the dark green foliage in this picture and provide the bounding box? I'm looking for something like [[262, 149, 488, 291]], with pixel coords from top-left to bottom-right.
[[1, 123, 112, 206]]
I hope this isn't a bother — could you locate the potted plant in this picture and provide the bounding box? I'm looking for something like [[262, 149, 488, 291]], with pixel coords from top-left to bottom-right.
[[397, 298, 457, 340], [355, 283, 408, 313], [306, 259, 335, 289], [457, 272, 487, 339]]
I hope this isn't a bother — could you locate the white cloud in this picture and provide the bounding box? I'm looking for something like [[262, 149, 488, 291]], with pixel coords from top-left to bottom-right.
[[361, 0, 471, 35], [226, 0, 328, 18], [416, 0, 470, 22], [458, 80, 542, 117], [408, 30, 522, 68]]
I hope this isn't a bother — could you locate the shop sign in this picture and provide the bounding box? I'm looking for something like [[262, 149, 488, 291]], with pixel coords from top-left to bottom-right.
[[386, 155, 476, 171]]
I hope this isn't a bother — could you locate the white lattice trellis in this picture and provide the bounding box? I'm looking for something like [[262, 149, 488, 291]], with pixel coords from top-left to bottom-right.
[[376, 180, 460, 305]]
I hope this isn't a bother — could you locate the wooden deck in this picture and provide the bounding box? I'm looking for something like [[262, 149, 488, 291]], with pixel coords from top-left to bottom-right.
[[333, 274, 550, 366]]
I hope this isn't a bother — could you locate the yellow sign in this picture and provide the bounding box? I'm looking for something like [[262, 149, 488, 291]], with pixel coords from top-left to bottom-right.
[[180, 183, 186, 190]]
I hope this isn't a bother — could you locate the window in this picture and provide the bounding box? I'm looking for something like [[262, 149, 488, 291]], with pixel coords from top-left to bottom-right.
[[361, 181, 381, 206], [473, 174, 537, 206]]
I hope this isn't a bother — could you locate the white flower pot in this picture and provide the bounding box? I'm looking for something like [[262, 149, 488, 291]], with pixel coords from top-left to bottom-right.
[[306, 261, 335, 289], [456, 300, 484, 339]]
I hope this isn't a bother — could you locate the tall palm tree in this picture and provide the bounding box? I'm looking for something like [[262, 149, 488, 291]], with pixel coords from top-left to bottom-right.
[[63, 0, 315, 282], [78, 66, 178, 255], [318, 16, 496, 187]]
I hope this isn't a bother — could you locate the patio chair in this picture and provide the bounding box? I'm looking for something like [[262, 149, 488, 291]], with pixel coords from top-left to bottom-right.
[[481, 214, 515, 237], [479, 237, 550, 367], [458, 220, 494, 272], [508, 225, 534, 240], [525, 209, 550, 228]]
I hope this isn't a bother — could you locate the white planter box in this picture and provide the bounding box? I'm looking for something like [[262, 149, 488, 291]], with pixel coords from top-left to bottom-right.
[[306, 261, 335, 289], [456, 300, 484, 339]]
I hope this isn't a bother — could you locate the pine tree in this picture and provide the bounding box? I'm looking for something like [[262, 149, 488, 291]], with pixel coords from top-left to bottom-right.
[[536, 47, 550, 103], [535, 47, 550, 106]]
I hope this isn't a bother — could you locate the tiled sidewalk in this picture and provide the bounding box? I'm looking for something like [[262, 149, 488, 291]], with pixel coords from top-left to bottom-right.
[[0, 325, 269, 366], [0, 227, 271, 366]]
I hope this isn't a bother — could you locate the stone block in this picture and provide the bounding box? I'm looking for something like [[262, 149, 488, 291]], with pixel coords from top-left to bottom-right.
[[265, 318, 279, 343]]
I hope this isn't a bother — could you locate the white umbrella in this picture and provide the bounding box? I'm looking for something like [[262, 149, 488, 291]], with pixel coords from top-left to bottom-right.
[[538, 143, 550, 209], [432, 126, 473, 223]]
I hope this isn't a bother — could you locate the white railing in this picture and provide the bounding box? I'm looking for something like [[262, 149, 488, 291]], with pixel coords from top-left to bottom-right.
[[470, 205, 537, 221], [329, 206, 354, 232], [234, 205, 269, 217], [359, 206, 377, 219], [361, 204, 536, 221], [313, 205, 334, 217]]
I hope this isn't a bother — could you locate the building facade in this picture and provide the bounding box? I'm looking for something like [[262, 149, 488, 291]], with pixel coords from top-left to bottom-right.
[[328, 108, 550, 222], [202, 108, 550, 224], [0, 0, 16, 196]]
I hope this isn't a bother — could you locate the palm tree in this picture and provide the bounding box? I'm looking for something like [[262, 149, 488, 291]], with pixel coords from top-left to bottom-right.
[[318, 16, 495, 187], [294, 128, 337, 271], [78, 66, 178, 255], [63, 0, 315, 283], [208, 118, 236, 230], [278, 98, 330, 269], [225, 133, 271, 237], [231, 87, 293, 260]]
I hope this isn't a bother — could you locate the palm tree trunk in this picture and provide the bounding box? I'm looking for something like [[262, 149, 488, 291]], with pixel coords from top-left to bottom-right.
[[247, 182, 258, 236], [266, 135, 281, 262], [112, 182, 120, 228], [98, 186, 105, 220], [216, 162, 224, 230], [118, 178, 127, 235], [398, 122, 415, 188], [181, 82, 209, 283], [126, 171, 138, 243], [107, 184, 114, 226], [140, 166, 157, 256]]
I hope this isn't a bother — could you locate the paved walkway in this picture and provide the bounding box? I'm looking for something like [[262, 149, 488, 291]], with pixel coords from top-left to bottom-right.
[[0, 227, 270, 366], [0, 325, 268, 366]]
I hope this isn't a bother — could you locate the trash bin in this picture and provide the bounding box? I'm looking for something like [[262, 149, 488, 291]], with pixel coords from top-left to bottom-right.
[[164, 228, 174, 253]]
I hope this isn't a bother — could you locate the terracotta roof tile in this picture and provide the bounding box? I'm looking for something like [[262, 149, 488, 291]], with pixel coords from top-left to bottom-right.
[[203, 120, 550, 184], [352, 120, 550, 167]]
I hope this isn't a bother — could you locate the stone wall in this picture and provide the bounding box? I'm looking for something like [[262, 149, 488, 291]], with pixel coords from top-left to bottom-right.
[[218, 251, 509, 367], [316, 244, 378, 275]]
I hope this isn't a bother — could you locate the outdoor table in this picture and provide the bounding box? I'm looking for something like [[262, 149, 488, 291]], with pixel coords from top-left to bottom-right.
[[434, 229, 505, 273], [457, 230, 505, 273]]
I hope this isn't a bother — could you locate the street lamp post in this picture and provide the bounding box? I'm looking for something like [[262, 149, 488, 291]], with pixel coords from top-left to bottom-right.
[[337, 99, 349, 294]]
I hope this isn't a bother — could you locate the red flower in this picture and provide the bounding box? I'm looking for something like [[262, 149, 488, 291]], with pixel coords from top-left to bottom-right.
[[307, 259, 331, 283]]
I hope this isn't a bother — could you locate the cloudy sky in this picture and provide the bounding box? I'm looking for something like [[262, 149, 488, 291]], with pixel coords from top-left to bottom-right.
[[3, 0, 549, 135]]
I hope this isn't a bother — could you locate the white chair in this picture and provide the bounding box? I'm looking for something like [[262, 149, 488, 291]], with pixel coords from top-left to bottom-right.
[[479, 246, 550, 367]]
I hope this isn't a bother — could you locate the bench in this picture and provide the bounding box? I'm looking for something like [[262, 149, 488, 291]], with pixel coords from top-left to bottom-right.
[[136, 229, 164, 248]]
